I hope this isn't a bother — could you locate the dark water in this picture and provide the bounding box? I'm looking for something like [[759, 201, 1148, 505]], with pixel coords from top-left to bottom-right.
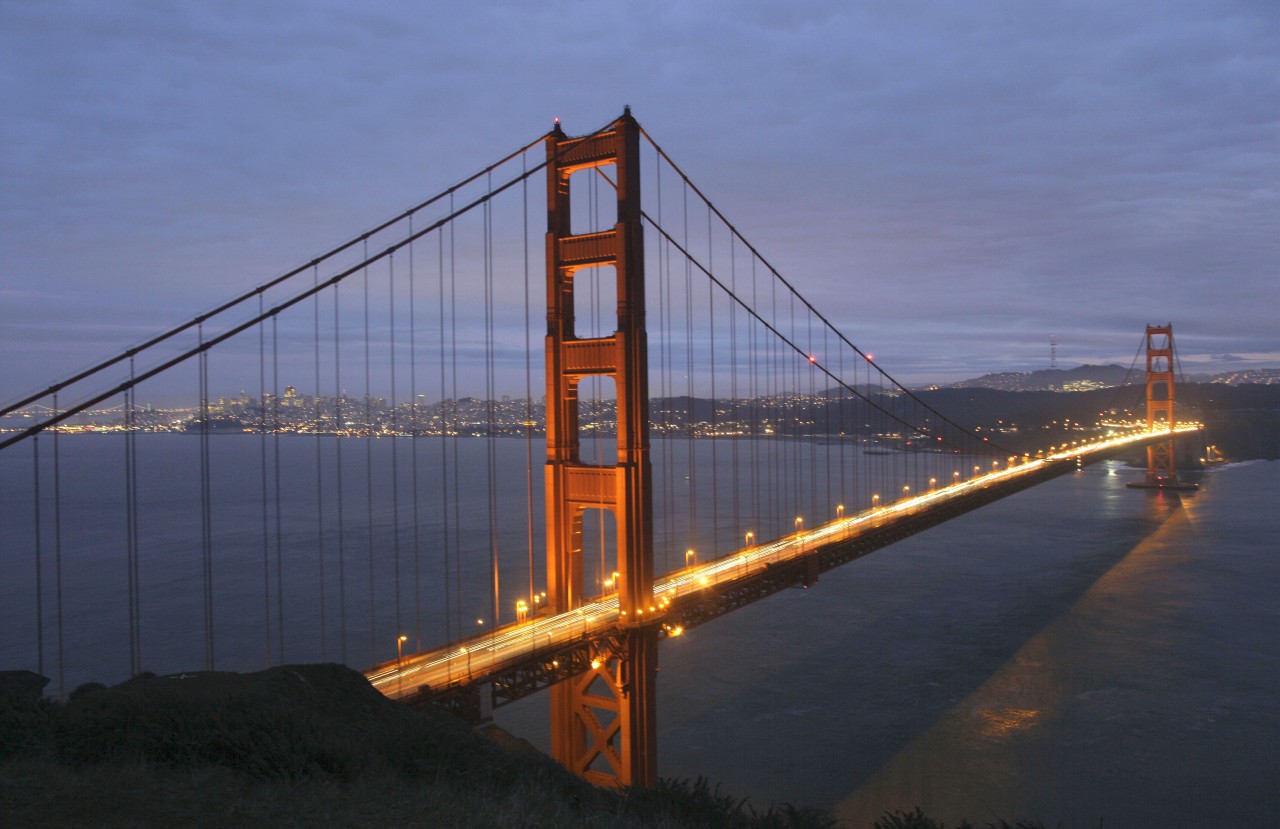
[[499, 459, 1280, 827], [0, 432, 909, 682], [2, 435, 1277, 826]]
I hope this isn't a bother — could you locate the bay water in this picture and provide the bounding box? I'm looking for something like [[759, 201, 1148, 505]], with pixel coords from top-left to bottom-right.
[[1, 434, 1276, 826]]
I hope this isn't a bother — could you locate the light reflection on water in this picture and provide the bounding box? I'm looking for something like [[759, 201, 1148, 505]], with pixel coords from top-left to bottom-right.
[[501, 460, 1280, 827]]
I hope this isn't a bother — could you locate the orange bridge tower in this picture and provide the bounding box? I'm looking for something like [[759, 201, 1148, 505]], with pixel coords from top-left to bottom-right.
[[1129, 324, 1198, 490], [544, 109, 658, 786]]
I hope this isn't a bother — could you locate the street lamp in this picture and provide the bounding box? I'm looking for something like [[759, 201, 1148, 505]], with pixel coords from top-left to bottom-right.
[[929, 477, 936, 490], [396, 635, 408, 694], [872, 493, 880, 509], [836, 504, 844, 519], [686, 548, 696, 567]]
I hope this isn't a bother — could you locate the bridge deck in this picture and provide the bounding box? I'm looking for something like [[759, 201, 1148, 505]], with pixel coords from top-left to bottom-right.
[[367, 428, 1197, 713]]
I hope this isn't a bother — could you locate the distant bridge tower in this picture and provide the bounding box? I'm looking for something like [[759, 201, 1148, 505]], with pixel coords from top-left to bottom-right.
[[544, 109, 657, 787], [1130, 324, 1197, 490]]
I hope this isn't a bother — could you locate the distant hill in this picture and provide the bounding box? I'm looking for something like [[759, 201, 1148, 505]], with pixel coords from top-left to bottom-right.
[[950, 364, 1133, 392], [1205, 368, 1280, 385], [950, 365, 1280, 391]]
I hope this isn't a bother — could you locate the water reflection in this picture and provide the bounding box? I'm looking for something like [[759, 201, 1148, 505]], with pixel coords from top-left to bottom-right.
[[834, 486, 1194, 826]]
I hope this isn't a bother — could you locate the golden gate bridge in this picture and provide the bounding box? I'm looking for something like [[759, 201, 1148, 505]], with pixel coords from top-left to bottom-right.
[[0, 108, 1197, 787]]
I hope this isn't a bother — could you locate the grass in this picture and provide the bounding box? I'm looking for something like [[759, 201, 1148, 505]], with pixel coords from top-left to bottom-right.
[[0, 664, 835, 828], [1, 664, 1066, 828]]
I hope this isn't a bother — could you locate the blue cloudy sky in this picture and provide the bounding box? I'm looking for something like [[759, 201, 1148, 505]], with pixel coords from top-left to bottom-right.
[[3, 0, 1277, 396]]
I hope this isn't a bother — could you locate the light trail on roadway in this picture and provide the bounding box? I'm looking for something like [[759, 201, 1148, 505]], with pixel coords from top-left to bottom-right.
[[367, 426, 1198, 701]]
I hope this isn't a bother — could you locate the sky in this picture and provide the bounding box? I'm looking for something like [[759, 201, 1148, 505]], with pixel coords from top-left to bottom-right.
[[3, 0, 1278, 401]]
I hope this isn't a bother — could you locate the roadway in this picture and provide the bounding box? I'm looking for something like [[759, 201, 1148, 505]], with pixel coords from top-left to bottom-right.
[[367, 426, 1198, 702]]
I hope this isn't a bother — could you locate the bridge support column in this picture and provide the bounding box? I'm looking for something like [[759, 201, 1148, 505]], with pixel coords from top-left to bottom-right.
[[545, 109, 657, 787], [1144, 325, 1177, 482], [1129, 324, 1197, 490]]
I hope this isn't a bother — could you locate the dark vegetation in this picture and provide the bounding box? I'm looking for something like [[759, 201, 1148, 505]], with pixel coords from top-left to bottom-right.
[[1, 664, 837, 828], [0, 665, 1064, 828]]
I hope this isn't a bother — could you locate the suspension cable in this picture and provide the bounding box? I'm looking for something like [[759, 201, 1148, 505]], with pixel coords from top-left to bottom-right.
[[0, 131, 560, 422], [638, 127, 1007, 457]]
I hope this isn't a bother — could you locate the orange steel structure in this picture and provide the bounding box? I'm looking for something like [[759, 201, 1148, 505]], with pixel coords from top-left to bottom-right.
[[1141, 324, 1179, 484], [544, 109, 658, 787]]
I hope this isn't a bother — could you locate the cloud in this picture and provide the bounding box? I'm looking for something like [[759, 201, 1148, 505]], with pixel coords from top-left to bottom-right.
[[2, 0, 1278, 398]]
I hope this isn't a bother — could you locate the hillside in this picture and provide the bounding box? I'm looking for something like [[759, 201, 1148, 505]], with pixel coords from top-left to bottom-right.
[[0, 664, 840, 829], [0, 665, 1063, 829]]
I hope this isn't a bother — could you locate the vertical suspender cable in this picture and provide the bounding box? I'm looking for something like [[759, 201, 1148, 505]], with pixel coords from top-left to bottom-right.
[[389, 253, 402, 643], [33, 436, 43, 677], [839, 335, 847, 515], [258, 298, 272, 666], [750, 257, 760, 536], [706, 204, 716, 560], [52, 394, 65, 698], [272, 315, 284, 661], [682, 183, 696, 553], [783, 291, 793, 524], [125, 358, 141, 675], [769, 273, 780, 539], [313, 265, 327, 660], [807, 307, 816, 522], [438, 213, 452, 643], [409, 217, 423, 650], [654, 155, 673, 572], [334, 281, 348, 663], [363, 240, 376, 663], [824, 325, 831, 519], [729, 236, 739, 549], [485, 186, 499, 627], [198, 333, 214, 671], [707, 207, 720, 558], [449, 194, 462, 638]]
